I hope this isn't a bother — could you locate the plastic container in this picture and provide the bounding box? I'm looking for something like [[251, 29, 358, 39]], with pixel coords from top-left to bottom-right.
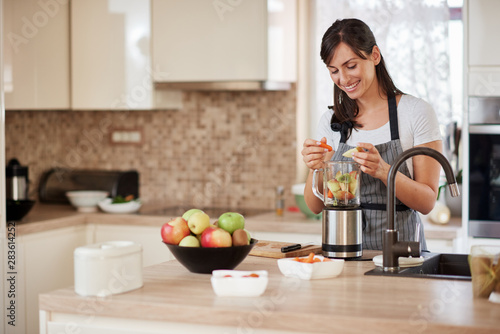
[[74, 241, 143, 297]]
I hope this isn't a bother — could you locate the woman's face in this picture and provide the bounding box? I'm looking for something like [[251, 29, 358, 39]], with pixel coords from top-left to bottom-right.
[[327, 42, 380, 100]]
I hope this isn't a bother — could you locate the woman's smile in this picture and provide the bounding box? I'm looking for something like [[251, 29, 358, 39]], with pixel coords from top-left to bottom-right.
[[343, 80, 360, 92]]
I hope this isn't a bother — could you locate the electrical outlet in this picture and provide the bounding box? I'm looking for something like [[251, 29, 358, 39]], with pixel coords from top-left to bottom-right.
[[110, 129, 142, 144]]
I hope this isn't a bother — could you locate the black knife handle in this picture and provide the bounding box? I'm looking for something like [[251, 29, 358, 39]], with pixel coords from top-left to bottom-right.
[[281, 244, 301, 253]]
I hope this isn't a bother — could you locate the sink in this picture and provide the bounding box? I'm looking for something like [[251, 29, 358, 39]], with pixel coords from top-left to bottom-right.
[[364, 252, 471, 281]]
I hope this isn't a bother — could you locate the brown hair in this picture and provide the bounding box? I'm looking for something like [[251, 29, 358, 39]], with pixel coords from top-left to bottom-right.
[[320, 18, 403, 137]]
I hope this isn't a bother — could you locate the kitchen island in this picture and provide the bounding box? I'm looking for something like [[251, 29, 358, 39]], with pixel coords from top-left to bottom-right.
[[39, 254, 499, 334]]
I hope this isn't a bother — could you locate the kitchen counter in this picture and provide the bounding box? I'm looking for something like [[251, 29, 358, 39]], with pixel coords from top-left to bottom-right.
[[39, 254, 500, 334], [16, 203, 461, 242]]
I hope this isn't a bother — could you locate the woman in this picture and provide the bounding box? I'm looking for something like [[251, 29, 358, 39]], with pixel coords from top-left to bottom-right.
[[302, 18, 442, 250]]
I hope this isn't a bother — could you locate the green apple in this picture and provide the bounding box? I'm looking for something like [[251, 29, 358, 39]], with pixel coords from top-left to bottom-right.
[[179, 235, 201, 247], [244, 229, 252, 242], [187, 211, 211, 235], [218, 212, 245, 234], [182, 208, 204, 221]]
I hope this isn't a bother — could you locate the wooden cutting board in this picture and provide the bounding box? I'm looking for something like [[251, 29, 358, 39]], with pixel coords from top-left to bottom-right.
[[249, 240, 322, 258]]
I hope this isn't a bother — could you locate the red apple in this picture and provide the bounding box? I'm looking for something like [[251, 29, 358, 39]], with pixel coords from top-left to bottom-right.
[[200, 226, 232, 247], [161, 217, 191, 245]]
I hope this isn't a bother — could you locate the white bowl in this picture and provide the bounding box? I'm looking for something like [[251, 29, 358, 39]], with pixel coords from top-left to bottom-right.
[[66, 191, 109, 213], [98, 198, 142, 214], [277, 255, 344, 280], [211, 270, 268, 297]]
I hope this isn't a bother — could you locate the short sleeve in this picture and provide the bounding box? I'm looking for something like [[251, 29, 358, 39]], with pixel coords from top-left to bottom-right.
[[411, 98, 442, 146]]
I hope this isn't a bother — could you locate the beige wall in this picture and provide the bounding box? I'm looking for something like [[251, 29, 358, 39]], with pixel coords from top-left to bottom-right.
[[5, 88, 298, 211]]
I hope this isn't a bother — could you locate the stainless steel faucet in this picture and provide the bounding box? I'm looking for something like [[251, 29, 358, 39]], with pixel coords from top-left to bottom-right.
[[383, 147, 460, 271]]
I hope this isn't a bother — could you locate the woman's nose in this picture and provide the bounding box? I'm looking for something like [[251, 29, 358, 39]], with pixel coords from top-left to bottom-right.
[[337, 70, 348, 86]]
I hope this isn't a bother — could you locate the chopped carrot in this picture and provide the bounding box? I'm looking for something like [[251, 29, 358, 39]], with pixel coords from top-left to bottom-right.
[[242, 273, 259, 278], [319, 142, 333, 151], [327, 190, 334, 198], [223, 275, 232, 277], [322, 258, 332, 262]]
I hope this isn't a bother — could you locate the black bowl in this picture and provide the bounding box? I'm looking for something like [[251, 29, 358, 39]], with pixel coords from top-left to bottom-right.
[[7, 199, 35, 221], [164, 239, 258, 274]]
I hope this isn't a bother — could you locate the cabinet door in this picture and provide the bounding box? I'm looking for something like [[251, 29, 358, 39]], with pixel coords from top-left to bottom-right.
[[152, 0, 267, 82], [71, 0, 153, 109], [92, 224, 174, 267], [3, 0, 70, 109], [18, 225, 88, 334], [468, 0, 500, 66]]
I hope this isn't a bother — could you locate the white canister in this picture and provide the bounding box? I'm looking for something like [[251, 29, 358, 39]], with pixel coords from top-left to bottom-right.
[[74, 241, 143, 297]]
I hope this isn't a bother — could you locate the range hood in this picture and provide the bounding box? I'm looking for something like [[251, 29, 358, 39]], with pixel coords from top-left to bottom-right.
[[154, 81, 292, 92], [151, 0, 296, 92]]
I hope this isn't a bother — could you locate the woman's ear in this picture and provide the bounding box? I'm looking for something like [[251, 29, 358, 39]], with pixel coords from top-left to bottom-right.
[[371, 45, 381, 65]]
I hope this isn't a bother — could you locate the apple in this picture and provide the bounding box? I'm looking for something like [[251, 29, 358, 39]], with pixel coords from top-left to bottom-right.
[[160, 217, 191, 245], [333, 190, 355, 201], [179, 235, 201, 247], [218, 212, 245, 234], [244, 229, 252, 242], [232, 229, 250, 246], [182, 208, 204, 221], [349, 177, 358, 196], [187, 211, 211, 235], [200, 226, 232, 247], [327, 179, 340, 193]]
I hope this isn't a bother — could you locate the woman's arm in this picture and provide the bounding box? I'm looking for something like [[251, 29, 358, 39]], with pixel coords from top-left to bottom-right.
[[352, 140, 443, 214]]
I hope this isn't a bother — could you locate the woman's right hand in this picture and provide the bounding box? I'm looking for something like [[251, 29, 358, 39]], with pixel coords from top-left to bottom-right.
[[301, 137, 334, 170]]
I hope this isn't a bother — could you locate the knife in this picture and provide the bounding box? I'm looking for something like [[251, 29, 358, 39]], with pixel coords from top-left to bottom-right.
[[281, 242, 315, 253]]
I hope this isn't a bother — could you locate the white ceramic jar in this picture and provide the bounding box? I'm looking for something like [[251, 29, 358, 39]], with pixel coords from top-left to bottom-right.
[[74, 241, 143, 297]]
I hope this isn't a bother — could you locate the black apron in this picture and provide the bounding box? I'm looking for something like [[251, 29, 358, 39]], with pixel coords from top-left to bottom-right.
[[331, 96, 427, 251]]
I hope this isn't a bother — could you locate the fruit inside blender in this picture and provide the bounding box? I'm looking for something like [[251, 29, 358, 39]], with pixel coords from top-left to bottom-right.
[[325, 170, 359, 207]]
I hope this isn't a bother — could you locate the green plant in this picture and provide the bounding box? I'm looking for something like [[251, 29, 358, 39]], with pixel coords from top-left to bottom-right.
[[437, 169, 462, 200]]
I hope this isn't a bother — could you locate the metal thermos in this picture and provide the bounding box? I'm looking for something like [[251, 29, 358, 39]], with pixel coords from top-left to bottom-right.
[[6, 158, 29, 200]]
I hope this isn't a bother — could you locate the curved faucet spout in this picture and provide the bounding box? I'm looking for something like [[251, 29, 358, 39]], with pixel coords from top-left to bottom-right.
[[386, 147, 460, 231], [383, 147, 460, 271]]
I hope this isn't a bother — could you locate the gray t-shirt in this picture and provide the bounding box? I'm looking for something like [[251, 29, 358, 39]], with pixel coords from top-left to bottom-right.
[[316, 94, 442, 177]]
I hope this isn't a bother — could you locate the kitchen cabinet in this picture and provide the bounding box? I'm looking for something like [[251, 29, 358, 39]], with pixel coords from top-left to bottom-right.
[[2, 0, 70, 109], [152, 0, 296, 88], [71, 0, 182, 110], [467, 0, 500, 67], [89, 224, 174, 267], [16, 225, 88, 334], [466, 0, 500, 96]]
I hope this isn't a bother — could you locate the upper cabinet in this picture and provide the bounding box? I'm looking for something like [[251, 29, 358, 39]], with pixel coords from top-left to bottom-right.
[[3, 0, 70, 109], [71, 0, 152, 109], [467, 0, 500, 67], [151, 0, 297, 89], [467, 0, 500, 96]]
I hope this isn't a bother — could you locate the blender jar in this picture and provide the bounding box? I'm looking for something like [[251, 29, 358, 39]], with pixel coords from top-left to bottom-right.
[[312, 161, 361, 208]]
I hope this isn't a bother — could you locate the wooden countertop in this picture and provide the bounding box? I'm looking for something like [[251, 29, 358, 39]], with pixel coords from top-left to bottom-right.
[[39, 255, 500, 333], [17, 204, 462, 242]]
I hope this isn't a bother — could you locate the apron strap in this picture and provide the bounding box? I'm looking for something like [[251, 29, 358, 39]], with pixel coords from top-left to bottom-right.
[[361, 203, 410, 211], [388, 96, 400, 141]]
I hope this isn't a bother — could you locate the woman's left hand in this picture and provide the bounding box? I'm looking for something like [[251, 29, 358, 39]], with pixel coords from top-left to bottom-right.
[[351, 142, 390, 182]]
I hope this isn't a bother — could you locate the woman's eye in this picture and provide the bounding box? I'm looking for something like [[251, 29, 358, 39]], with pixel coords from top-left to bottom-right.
[[331, 70, 338, 75], [347, 64, 357, 70]]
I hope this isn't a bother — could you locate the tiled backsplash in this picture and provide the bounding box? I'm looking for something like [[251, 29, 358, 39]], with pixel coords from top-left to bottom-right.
[[6, 88, 298, 211]]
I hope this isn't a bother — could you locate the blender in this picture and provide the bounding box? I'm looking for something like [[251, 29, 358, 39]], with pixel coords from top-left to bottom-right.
[[312, 161, 362, 259]]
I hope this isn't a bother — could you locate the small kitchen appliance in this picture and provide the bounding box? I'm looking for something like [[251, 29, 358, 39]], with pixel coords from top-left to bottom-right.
[[6, 158, 35, 221], [6, 158, 29, 200], [312, 161, 362, 259]]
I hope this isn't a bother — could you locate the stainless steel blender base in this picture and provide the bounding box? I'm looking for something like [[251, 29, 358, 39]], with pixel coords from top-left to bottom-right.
[[322, 208, 362, 259]]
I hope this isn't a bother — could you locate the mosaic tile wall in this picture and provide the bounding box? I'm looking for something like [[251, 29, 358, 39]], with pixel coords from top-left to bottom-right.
[[5, 87, 298, 211]]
